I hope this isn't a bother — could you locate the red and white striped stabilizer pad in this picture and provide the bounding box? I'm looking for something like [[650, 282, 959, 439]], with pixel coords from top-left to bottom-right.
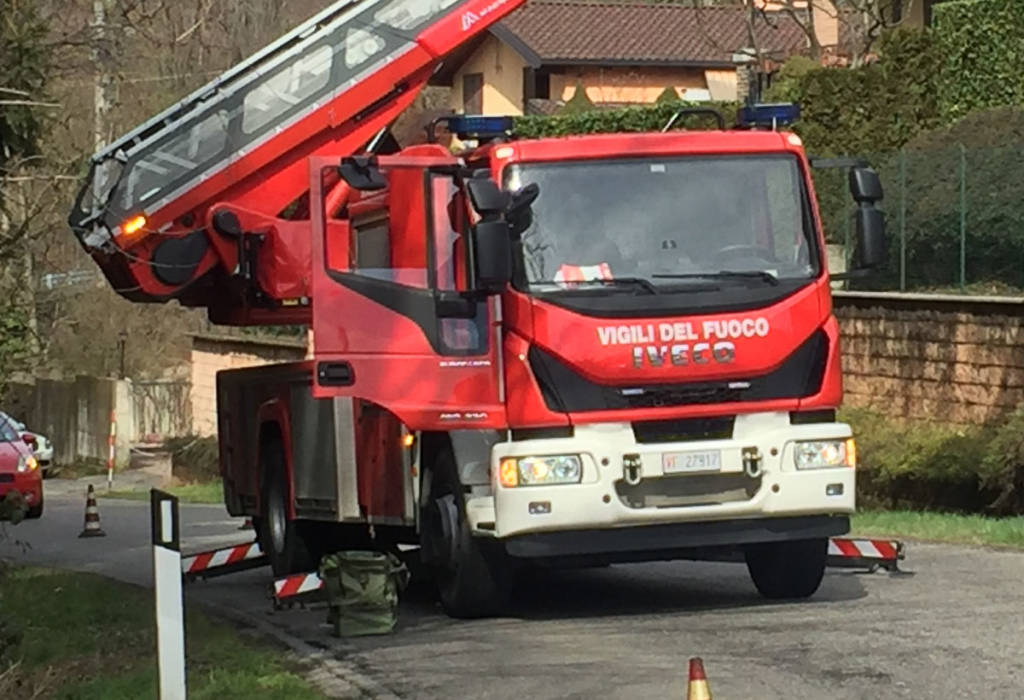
[[182, 541, 264, 576], [828, 537, 904, 571], [273, 572, 324, 600]]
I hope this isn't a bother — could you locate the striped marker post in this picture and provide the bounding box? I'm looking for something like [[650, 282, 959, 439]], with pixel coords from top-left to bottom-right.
[[181, 542, 266, 581], [106, 411, 116, 489], [827, 537, 904, 572], [151, 489, 186, 700], [273, 571, 324, 601]]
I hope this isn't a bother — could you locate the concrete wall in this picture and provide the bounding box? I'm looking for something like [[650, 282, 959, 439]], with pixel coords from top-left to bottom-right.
[[551, 66, 713, 105], [13, 375, 129, 467], [451, 36, 528, 115], [189, 333, 308, 437], [835, 293, 1024, 425]]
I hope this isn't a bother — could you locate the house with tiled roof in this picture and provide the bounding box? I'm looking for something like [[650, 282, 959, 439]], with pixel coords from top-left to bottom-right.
[[433, 0, 842, 116]]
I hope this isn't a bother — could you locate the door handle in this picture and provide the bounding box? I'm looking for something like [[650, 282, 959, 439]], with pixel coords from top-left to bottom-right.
[[317, 362, 355, 386]]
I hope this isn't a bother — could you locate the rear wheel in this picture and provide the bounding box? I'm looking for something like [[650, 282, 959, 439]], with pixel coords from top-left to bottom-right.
[[256, 439, 316, 577], [420, 447, 507, 618], [745, 538, 828, 599]]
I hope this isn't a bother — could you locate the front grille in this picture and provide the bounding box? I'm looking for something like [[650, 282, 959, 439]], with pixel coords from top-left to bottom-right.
[[622, 383, 743, 409], [529, 329, 829, 413], [0, 474, 13, 483], [615, 473, 760, 509], [632, 416, 735, 444]]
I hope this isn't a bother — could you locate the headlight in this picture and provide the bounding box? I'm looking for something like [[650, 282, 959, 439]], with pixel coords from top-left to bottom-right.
[[17, 455, 38, 473], [794, 439, 856, 469], [499, 455, 582, 487]]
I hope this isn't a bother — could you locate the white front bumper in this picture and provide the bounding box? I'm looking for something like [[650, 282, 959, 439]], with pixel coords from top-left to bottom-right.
[[470, 412, 854, 539]]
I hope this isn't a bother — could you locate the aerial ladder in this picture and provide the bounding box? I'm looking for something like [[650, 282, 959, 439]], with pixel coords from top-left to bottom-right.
[[69, 0, 524, 325]]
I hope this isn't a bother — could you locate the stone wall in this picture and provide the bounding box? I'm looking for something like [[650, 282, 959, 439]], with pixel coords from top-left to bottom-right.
[[189, 333, 308, 436], [835, 292, 1024, 425]]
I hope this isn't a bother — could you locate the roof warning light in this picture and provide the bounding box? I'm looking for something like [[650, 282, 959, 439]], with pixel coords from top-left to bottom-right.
[[738, 103, 801, 130]]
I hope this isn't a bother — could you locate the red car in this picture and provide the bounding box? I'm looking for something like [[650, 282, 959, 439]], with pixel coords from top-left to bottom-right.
[[0, 418, 42, 518]]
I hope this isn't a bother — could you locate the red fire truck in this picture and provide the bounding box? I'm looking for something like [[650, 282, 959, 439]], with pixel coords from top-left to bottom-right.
[[69, 0, 886, 617]]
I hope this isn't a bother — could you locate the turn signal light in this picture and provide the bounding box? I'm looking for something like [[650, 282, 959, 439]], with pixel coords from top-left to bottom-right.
[[499, 458, 518, 487], [120, 214, 147, 240], [845, 438, 857, 468], [401, 433, 415, 448]]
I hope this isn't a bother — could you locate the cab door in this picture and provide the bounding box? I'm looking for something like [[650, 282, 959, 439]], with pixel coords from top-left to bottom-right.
[[308, 153, 505, 431]]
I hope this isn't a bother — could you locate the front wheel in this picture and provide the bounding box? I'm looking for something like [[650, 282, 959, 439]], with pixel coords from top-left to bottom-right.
[[26, 493, 43, 519], [420, 448, 508, 618], [745, 538, 827, 600]]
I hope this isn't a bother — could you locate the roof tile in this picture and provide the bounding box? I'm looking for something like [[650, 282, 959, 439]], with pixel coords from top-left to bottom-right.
[[498, 1, 810, 66]]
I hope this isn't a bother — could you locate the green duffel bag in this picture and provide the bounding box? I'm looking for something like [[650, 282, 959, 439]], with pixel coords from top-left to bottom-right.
[[319, 550, 409, 637]]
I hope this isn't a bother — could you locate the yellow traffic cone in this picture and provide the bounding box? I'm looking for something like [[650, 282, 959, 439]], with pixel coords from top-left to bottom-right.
[[78, 484, 106, 538], [687, 657, 712, 700]]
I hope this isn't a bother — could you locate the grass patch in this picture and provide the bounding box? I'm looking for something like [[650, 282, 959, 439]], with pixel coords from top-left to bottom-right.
[[105, 482, 223, 504], [852, 510, 1024, 549], [0, 566, 322, 699]]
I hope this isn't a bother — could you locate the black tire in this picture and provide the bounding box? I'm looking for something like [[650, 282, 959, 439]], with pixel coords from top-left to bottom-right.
[[420, 447, 507, 618], [256, 440, 316, 577], [26, 493, 43, 519], [745, 538, 828, 600]]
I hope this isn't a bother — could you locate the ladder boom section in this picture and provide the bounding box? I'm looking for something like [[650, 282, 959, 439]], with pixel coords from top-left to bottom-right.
[[68, 0, 523, 321]]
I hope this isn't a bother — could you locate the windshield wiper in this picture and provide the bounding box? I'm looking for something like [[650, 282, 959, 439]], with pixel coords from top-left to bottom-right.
[[550, 277, 660, 294], [652, 270, 779, 286]]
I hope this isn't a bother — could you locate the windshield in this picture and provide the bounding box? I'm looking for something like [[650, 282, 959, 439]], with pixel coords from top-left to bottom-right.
[[0, 416, 19, 442], [504, 154, 818, 290]]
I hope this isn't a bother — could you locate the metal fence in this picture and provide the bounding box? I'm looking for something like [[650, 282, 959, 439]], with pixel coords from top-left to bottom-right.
[[814, 143, 1024, 294]]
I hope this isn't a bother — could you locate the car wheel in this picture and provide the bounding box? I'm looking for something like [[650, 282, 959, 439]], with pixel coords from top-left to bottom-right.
[[26, 494, 43, 519], [420, 446, 508, 618], [256, 440, 316, 577], [745, 538, 828, 599]]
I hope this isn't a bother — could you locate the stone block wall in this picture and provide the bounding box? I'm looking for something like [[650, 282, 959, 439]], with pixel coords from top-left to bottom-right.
[[835, 294, 1024, 425]]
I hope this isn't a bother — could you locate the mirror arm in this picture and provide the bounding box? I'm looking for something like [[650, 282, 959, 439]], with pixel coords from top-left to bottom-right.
[[829, 269, 875, 281]]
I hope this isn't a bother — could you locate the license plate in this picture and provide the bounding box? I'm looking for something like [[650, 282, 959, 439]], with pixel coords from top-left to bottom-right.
[[662, 449, 722, 474]]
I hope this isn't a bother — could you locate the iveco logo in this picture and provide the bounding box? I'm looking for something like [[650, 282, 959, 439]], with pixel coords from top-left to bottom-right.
[[632, 341, 736, 368]]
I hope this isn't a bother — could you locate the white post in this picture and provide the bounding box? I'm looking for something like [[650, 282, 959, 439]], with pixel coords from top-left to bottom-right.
[[151, 490, 186, 699]]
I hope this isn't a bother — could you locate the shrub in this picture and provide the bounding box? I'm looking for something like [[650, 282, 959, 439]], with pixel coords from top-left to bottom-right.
[[844, 406, 1007, 513], [979, 408, 1024, 515], [934, 0, 1024, 121], [164, 435, 220, 484]]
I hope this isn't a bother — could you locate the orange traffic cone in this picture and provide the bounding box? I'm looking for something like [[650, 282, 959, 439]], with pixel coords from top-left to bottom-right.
[[686, 657, 712, 700], [78, 484, 106, 538]]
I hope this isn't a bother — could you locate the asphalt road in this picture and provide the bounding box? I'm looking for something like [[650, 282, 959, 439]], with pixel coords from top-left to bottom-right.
[[4, 487, 1024, 699]]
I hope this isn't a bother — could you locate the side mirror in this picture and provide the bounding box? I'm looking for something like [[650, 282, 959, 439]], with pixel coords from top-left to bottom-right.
[[849, 167, 882, 204], [466, 179, 510, 216], [338, 156, 387, 191], [22, 433, 36, 447], [472, 220, 512, 292], [854, 207, 886, 269]]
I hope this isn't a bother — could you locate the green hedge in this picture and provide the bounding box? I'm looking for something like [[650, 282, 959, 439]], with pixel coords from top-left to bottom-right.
[[513, 101, 739, 139], [846, 406, 1024, 515], [934, 0, 1024, 121]]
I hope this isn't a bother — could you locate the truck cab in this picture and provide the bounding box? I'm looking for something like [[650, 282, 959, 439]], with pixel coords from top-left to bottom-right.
[[301, 110, 885, 615]]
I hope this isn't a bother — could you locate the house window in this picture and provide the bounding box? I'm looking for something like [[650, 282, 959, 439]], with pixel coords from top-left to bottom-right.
[[462, 73, 483, 114], [523, 68, 551, 101]]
